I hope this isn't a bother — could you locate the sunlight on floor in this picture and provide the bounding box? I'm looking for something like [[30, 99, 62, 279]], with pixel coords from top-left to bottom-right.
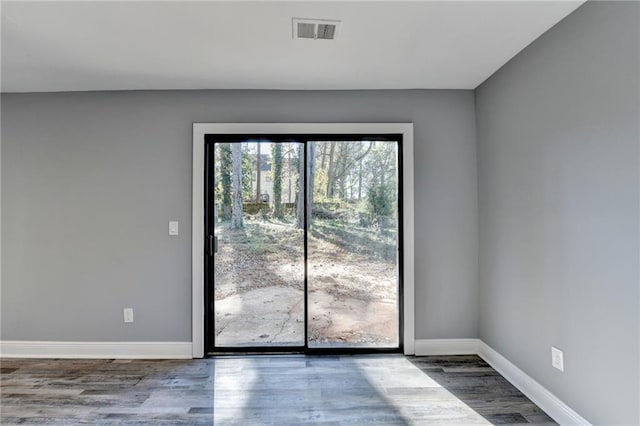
[[212, 358, 259, 424], [212, 355, 492, 424], [353, 357, 491, 424]]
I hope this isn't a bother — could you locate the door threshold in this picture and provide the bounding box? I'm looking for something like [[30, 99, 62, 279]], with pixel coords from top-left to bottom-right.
[[207, 351, 304, 357], [206, 348, 402, 357]]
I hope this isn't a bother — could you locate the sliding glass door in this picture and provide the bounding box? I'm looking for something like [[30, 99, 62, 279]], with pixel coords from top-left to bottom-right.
[[208, 140, 305, 347], [205, 135, 401, 352], [307, 140, 400, 348]]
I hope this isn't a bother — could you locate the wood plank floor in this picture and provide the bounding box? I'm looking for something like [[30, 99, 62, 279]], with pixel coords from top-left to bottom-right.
[[1, 355, 556, 425]]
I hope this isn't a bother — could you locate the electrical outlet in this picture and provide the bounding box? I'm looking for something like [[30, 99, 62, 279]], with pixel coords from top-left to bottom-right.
[[123, 308, 134, 323], [551, 346, 564, 371]]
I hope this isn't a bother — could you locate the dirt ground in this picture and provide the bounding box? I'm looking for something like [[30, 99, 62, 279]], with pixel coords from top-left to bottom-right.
[[214, 218, 399, 348]]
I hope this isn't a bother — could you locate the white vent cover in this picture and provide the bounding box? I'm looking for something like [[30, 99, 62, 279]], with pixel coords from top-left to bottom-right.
[[293, 18, 341, 40]]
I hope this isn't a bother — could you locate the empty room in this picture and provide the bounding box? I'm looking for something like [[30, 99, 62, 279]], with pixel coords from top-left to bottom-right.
[[1, 0, 638, 425]]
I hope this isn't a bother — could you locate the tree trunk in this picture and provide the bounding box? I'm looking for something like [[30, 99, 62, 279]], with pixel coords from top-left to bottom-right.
[[358, 157, 363, 200], [307, 143, 316, 228], [255, 143, 261, 202], [272, 143, 283, 218], [231, 144, 244, 229], [296, 144, 305, 229], [326, 141, 336, 198], [288, 149, 292, 204], [219, 143, 233, 219], [296, 143, 316, 229], [320, 142, 328, 169]]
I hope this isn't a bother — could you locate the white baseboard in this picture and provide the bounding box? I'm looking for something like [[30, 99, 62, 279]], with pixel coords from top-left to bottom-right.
[[413, 339, 589, 425], [477, 341, 590, 426], [0, 341, 193, 359], [414, 338, 480, 355], [0, 338, 590, 425]]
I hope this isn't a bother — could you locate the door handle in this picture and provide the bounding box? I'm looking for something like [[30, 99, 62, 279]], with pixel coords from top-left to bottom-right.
[[208, 235, 218, 256], [208, 235, 214, 256]]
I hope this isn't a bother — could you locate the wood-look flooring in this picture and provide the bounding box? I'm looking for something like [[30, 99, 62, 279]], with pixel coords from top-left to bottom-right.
[[1, 354, 556, 425]]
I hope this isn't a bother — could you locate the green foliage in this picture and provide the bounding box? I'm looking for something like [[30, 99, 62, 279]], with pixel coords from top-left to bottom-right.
[[368, 184, 393, 223], [218, 144, 232, 219], [230, 143, 245, 229], [241, 144, 253, 200]]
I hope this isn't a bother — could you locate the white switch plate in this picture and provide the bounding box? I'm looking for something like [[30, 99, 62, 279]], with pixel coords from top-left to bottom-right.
[[123, 308, 134, 323], [551, 346, 564, 371], [169, 221, 179, 236]]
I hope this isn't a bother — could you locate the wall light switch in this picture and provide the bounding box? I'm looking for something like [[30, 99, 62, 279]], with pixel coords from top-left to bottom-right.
[[169, 221, 179, 236], [123, 308, 134, 323], [551, 346, 564, 371]]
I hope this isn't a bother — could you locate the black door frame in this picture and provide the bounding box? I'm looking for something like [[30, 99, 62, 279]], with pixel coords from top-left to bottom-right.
[[204, 133, 404, 355]]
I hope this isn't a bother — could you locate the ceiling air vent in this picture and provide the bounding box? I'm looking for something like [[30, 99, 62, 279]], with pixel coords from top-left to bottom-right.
[[293, 18, 341, 40]]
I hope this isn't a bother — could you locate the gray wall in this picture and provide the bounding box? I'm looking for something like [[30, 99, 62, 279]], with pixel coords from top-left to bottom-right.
[[476, 2, 639, 424], [1, 90, 479, 342]]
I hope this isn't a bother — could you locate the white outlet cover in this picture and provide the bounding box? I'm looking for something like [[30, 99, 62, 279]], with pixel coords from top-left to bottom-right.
[[123, 308, 134, 323], [551, 346, 564, 371]]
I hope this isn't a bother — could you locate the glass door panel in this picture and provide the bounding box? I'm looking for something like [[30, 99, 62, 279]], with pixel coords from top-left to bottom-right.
[[307, 140, 400, 348], [212, 140, 305, 347]]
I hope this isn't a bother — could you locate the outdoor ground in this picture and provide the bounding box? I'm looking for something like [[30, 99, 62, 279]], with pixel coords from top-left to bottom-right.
[[213, 216, 399, 348]]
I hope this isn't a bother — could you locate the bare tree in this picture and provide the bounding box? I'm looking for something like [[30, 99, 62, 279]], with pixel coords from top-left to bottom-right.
[[358, 156, 363, 199], [326, 141, 336, 198], [321, 141, 373, 200], [255, 142, 261, 202], [335, 142, 373, 198], [231, 143, 244, 229], [271, 143, 283, 218], [222, 144, 233, 219], [296, 144, 305, 229], [307, 142, 316, 227], [320, 142, 328, 169], [287, 147, 292, 204]]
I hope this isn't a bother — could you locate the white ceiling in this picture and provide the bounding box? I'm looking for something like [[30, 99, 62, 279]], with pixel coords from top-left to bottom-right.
[[0, 1, 584, 93]]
